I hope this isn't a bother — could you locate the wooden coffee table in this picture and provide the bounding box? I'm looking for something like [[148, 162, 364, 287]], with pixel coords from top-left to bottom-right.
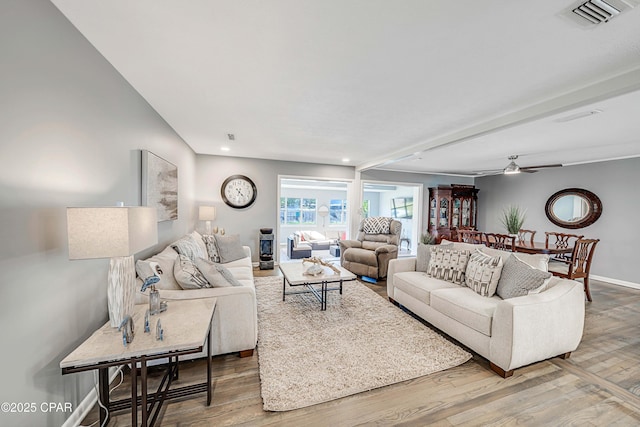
[[279, 262, 356, 310]]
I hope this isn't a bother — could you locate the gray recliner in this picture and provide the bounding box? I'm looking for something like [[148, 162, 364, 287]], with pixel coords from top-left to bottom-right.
[[339, 217, 402, 279]]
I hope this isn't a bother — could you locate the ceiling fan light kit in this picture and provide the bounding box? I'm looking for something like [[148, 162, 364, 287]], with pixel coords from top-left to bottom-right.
[[503, 160, 521, 175]]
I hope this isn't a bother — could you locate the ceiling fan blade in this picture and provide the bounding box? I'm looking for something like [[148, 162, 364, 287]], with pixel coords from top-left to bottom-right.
[[520, 164, 563, 170], [520, 169, 538, 173]]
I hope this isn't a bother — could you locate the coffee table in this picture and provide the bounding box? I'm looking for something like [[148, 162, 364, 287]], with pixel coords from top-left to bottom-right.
[[279, 261, 356, 310], [61, 298, 216, 427]]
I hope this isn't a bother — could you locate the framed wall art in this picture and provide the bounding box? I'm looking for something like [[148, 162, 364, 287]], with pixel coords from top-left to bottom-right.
[[142, 150, 178, 221]]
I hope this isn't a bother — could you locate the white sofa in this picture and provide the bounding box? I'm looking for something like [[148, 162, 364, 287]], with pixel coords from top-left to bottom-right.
[[387, 240, 585, 377], [135, 233, 257, 359]]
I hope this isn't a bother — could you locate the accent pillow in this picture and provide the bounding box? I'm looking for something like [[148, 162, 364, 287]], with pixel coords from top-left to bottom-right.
[[135, 246, 181, 290], [416, 243, 453, 273], [362, 217, 392, 234], [496, 254, 552, 299], [465, 249, 504, 297], [195, 258, 243, 287], [427, 247, 470, 285], [202, 235, 221, 263], [214, 234, 247, 263], [173, 255, 211, 290], [171, 234, 206, 261]]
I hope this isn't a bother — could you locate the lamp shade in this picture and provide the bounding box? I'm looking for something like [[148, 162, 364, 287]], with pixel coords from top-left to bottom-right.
[[199, 206, 216, 221], [67, 207, 158, 259]]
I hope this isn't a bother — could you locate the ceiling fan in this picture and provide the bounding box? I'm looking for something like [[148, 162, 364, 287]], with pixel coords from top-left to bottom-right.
[[478, 155, 563, 175]]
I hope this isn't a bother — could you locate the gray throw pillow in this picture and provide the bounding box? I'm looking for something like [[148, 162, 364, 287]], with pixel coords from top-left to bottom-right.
[[173, 255, 211, 290], [416, 243, 453, 272], [214, 234, 246, 263], [195, 257, 242, 287], [171, 234, 207, 261], [496, 255, 552, 299]]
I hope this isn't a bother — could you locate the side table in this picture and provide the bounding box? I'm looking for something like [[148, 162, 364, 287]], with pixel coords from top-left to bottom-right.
[[61, 298, 216, 427]]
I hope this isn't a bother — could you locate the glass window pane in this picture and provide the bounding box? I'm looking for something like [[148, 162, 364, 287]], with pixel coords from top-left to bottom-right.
[[287, 198, 301, 209], [302, 211, 316, 224], [280, 209, 285, 224], [287, 210, 300, 224], [302, 198, 316, 209], [280, 197, 285, 209]]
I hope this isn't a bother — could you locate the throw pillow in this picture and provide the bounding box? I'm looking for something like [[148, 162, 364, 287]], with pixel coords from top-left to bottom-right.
[[416, 243, 453, 273], [214, 234, 247, 263], [194, 258, 243, 287], [202, 234, 221, 263], [496, 254, 552, 299], [465, 249, 504, 297], [426, 247, 470, 285], [362, 217, 392, 234], [173, 255, 211, 290], [171, 234, 206, 261]]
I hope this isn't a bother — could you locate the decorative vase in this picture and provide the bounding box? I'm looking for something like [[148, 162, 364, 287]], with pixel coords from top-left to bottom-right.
[[107, 255, 136, 328]]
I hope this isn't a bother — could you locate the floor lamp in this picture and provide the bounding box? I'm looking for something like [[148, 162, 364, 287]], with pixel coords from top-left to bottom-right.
[[67, 206, 158, 327]]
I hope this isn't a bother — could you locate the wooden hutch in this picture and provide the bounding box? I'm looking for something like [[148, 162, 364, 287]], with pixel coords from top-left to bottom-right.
[[428, 185, 479, 242]]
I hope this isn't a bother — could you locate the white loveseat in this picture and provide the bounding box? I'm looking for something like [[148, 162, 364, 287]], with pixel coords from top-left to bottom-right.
[[135, 232, 257, 359], [387, 240, 585, 377]]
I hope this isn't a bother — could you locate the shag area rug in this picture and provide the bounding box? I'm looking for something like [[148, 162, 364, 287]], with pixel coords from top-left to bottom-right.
[[255, 276, 472, 411]]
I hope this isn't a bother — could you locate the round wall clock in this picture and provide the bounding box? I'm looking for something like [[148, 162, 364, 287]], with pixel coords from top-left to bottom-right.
[[221, 175, 257, 209]]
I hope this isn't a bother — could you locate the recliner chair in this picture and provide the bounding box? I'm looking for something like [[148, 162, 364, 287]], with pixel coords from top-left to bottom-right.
[[339, 217, 402, 279]]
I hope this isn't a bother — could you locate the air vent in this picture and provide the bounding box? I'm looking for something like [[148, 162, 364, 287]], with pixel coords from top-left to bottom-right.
[[573, 0, 621, 23]]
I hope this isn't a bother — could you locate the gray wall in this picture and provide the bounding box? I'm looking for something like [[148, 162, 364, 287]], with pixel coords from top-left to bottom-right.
[[195, 155, 355, 259], [0, 2, 196, 426], [476, 158, 639, 283]]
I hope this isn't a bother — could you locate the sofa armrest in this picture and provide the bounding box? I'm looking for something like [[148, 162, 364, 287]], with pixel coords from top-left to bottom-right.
[[490, 279, 585, 372], [375, 244, 398, 255], [339, 239, 361, 250], [242, 245, 251, 259], [387, 257, 417, 300]]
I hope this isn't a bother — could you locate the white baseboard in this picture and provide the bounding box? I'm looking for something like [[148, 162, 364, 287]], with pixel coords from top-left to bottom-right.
[[62, 366, 124, 427], [591, 275, 640, 290]]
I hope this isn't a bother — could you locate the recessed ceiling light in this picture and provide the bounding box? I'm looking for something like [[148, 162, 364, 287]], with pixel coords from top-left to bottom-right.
[[221, 146, 230, 152], [342, 158, 350, 163], [554, 109, 602, 123]]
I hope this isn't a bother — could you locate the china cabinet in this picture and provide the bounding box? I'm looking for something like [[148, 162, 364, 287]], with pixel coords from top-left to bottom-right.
[[428, 185, 479, 241]]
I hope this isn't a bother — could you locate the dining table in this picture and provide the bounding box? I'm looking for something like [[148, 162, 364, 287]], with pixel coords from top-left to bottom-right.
[[513, 241, 573, 255]]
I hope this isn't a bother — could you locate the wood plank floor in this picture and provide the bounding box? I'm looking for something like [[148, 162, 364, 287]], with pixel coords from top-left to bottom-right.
[[82, 271, 640, 426]]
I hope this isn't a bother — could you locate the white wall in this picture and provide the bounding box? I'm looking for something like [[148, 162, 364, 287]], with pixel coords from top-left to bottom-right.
[[476, 158, 639, 284], [0, 2, 196, 426], [195, 155, 354, 260]]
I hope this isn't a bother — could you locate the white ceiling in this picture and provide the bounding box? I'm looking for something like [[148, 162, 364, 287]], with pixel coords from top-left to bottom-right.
[[51, 0, 640, 176]]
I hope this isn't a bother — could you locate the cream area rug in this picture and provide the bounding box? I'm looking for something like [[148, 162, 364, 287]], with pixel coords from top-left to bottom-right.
[[255, 276, 472, 411]]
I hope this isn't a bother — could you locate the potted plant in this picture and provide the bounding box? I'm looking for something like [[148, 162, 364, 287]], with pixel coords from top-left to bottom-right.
[[420, 232, 437, 245], [500, 205, 526, 235]]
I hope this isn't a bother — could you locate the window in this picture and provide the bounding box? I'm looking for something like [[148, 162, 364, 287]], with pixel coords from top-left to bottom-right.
[[330, 199, 348, 224], [280, 197, 317, 225]]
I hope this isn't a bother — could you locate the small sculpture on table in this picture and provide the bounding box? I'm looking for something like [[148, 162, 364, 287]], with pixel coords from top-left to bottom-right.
[[302, 256, 340, 276]]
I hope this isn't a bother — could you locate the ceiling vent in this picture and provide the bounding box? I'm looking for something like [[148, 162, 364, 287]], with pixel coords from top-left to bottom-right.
[[572, 0, 621, 23]]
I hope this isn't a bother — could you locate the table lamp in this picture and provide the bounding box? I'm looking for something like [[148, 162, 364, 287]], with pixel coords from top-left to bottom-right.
[[199, 206, 216, 235], [67, 206, 158, 327]]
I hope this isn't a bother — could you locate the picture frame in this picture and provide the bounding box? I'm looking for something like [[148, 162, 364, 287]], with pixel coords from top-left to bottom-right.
[[142, 150, 178, 221]]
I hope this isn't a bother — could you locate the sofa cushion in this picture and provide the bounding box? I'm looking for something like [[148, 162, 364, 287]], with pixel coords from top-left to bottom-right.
[[362, 217, 392, 234], [137, 246, 181, 290], [344, 247, 377, 264], [174, 255, 211, 290], [480, 247, 550, 272], [496, 255, 553, 299], [430, 287, 500, 336], [427, 247, 470, 285], [195, 257, 242, 287], [465, 249, 504, 297], [171, 234, 207, 261], [202, 234, 221, 262], [299, 230, 327, 241], [393, 271, 459, 304], [416, 243, 453, 273], [213, 234, 247, 263]]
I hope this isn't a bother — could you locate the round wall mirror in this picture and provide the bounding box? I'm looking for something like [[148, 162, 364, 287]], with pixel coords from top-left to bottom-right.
[[545, 188, 602, 229]]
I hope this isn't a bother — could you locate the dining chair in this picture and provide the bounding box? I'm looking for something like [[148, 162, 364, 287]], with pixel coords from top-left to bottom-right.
[[483, 233, 516, 252], [545, 232, 584, 262], [517, 229, 536, 245], [458, 230, 483, 244], [547, 238, 600, 302]]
